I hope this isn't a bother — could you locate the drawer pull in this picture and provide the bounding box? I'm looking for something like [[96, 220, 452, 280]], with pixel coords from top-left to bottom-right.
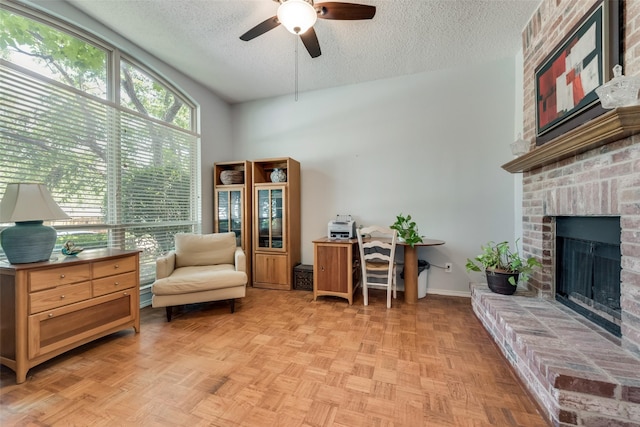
[[114, 264, 119, 269], [114, 282, 119, 286], [60, 274, 65, 278], [48, 313, 53, 318], [60, 295, 65, 299], [123, 292, 129, 296]]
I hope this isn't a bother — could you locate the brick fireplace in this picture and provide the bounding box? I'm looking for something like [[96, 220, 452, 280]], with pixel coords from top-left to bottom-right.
[[471, 0, 640, 426], [518, 122, 640, 354], [519, 0, 640, 360]]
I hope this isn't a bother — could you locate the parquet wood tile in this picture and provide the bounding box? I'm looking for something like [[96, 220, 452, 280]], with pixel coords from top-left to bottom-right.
[[1, 287, 550, 426]]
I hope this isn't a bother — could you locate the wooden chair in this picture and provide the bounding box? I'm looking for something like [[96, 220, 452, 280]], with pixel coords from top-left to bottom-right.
[[357, 225, 397, 308]]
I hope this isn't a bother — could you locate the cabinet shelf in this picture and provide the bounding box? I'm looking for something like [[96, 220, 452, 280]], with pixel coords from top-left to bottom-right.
[[214, 160, 250, 186], [252, 158, 300, 290], [502, 105, 640, 173], [252, 158, 292, 184]]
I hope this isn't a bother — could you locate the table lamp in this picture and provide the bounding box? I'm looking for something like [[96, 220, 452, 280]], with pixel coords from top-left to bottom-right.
[[0, 183, 70, 264]]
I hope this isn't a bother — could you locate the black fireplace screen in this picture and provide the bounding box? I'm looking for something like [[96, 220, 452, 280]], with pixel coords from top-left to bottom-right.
[[556, 216, 621, 337]]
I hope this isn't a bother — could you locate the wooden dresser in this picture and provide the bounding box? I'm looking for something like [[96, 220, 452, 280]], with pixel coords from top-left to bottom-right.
[[0, 249, 140, 384]]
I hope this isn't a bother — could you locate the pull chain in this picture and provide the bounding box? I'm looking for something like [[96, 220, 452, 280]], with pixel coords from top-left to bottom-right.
[[295, 36, 299, 102]]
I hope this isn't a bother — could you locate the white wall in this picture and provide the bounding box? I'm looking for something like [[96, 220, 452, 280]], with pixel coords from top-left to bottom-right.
[[513, 49, 525, 247], [231, 58, 518, 296], [25, 0, 234, 234]]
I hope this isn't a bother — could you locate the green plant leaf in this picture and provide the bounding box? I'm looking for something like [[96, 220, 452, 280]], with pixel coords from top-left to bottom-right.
[[390, 213, 423, 246]]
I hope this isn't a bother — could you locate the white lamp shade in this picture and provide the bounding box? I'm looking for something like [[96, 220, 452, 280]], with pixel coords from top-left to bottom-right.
[[277, 0, 318, 35], [0, 183, 69, 223]]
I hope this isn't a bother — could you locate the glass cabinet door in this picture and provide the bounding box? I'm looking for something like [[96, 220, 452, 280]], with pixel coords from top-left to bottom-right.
[[217, 189, 243, 247], [256, 187, 285, 250]]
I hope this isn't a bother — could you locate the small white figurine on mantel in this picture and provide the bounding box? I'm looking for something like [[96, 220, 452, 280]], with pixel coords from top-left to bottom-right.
[[595, 64, 640, 109]]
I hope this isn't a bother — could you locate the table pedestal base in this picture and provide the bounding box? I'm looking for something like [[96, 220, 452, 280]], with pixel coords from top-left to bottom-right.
[[398, 239, 445, 304], [403, 245, 418, 304]]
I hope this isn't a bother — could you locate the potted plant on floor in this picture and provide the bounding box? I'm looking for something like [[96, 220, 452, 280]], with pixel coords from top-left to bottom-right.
[[390, 213, 423, 247], [465, 240, 541, 295]]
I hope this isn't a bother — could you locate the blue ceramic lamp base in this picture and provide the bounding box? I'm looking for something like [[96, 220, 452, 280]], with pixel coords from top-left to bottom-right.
[[0, 220, 57, 264]]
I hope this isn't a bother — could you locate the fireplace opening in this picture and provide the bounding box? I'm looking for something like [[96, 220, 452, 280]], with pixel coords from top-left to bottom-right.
[[555, 216, 621, 337]]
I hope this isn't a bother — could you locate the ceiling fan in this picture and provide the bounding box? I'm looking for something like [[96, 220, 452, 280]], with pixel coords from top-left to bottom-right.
[[240, 0, 376, 58]]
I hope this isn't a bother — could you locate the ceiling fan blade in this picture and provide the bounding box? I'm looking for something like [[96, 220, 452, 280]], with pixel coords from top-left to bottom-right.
[[316, 2, 376, 20], [300, 27, 321, 58], [239, 16, 280, 41]]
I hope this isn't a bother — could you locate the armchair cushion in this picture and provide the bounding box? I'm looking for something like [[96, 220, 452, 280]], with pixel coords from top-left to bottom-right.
[[152, 266, 247, 295], [175, 232, 236, 268]]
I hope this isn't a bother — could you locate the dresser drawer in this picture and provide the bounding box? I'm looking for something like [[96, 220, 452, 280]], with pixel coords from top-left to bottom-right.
[[29, 264, 91, 292], [93, 271, 137, 297], [29, 282, 92, 314], [28, 291, 137, 359], [93, 256, 136, 279]]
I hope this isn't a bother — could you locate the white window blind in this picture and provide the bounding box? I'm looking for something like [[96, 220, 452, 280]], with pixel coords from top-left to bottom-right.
[[1, 63, 109, 222], [1, 5, 201, 295], [0, 60, 200, 286]]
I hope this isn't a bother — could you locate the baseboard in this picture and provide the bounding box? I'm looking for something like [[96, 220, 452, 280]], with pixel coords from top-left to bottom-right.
[[425, 288, 471, 298]]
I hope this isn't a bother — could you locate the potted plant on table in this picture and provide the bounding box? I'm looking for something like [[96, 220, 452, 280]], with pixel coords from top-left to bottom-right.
[[390, 213, 423, 247], [465, 240, 541, 295]]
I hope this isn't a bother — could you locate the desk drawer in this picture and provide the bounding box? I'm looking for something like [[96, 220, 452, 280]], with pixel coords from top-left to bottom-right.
[[93, 256, 136, 279], [29, 264, 91, 292], [29, 282, 92, 314], [93, 271, 136, 297]]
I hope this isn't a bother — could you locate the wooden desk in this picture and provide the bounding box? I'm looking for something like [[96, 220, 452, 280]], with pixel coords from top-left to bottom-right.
[[399, 239, 445, 304]]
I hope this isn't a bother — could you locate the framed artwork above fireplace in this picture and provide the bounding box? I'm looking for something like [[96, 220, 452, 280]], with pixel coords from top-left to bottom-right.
[[535, 0, 622, 146]]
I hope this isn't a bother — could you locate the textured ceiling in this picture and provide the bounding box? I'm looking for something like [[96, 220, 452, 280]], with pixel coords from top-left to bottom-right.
[[64, 0, 541, 104]]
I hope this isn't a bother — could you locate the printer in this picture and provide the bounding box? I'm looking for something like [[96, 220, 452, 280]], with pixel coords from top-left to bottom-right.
[[328, 215, 356, 239]]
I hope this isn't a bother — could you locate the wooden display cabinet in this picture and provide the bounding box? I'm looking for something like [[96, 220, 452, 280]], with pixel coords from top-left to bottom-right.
[[313, 238, 360, 304], [0, 249, 140, 384], [252, 157, 300, 290], [214, 160, 252, 284]]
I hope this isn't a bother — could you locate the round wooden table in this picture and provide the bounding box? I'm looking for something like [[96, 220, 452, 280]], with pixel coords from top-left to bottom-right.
[[398, 239, 445, 304]]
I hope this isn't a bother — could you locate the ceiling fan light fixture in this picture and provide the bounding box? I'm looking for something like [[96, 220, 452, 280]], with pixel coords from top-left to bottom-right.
[[277, 0, 318, 35]]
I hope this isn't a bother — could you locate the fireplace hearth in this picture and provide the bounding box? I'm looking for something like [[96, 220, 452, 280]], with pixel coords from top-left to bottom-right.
[[555, 216, 621, 336]]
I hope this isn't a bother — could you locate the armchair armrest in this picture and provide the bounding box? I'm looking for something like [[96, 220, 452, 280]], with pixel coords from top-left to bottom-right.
[[156, 250, 176, 279], [234, 247, 246, 273]]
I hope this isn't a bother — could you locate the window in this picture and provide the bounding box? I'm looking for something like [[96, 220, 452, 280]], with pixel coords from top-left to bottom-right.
[[0, 7, 108, 98], [120, 59, 192, 130], [0, 4, 201, 300]]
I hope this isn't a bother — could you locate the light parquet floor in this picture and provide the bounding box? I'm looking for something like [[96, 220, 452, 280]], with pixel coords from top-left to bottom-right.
[[1, 287, 549, 426]]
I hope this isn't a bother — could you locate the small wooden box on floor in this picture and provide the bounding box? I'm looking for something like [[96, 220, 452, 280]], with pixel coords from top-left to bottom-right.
[[0, 249, 140, 384], [293, 264, 313, 291]]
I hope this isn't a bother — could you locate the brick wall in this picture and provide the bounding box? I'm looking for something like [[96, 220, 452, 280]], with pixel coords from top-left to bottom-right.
[[520, 0, 640, 356]]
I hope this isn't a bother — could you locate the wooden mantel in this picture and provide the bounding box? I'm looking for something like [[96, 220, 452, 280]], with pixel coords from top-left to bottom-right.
[[502, 105, 640, 173]]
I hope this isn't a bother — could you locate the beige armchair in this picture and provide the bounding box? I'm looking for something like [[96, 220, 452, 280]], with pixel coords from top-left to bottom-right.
[[151, 232, 247, 321]]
